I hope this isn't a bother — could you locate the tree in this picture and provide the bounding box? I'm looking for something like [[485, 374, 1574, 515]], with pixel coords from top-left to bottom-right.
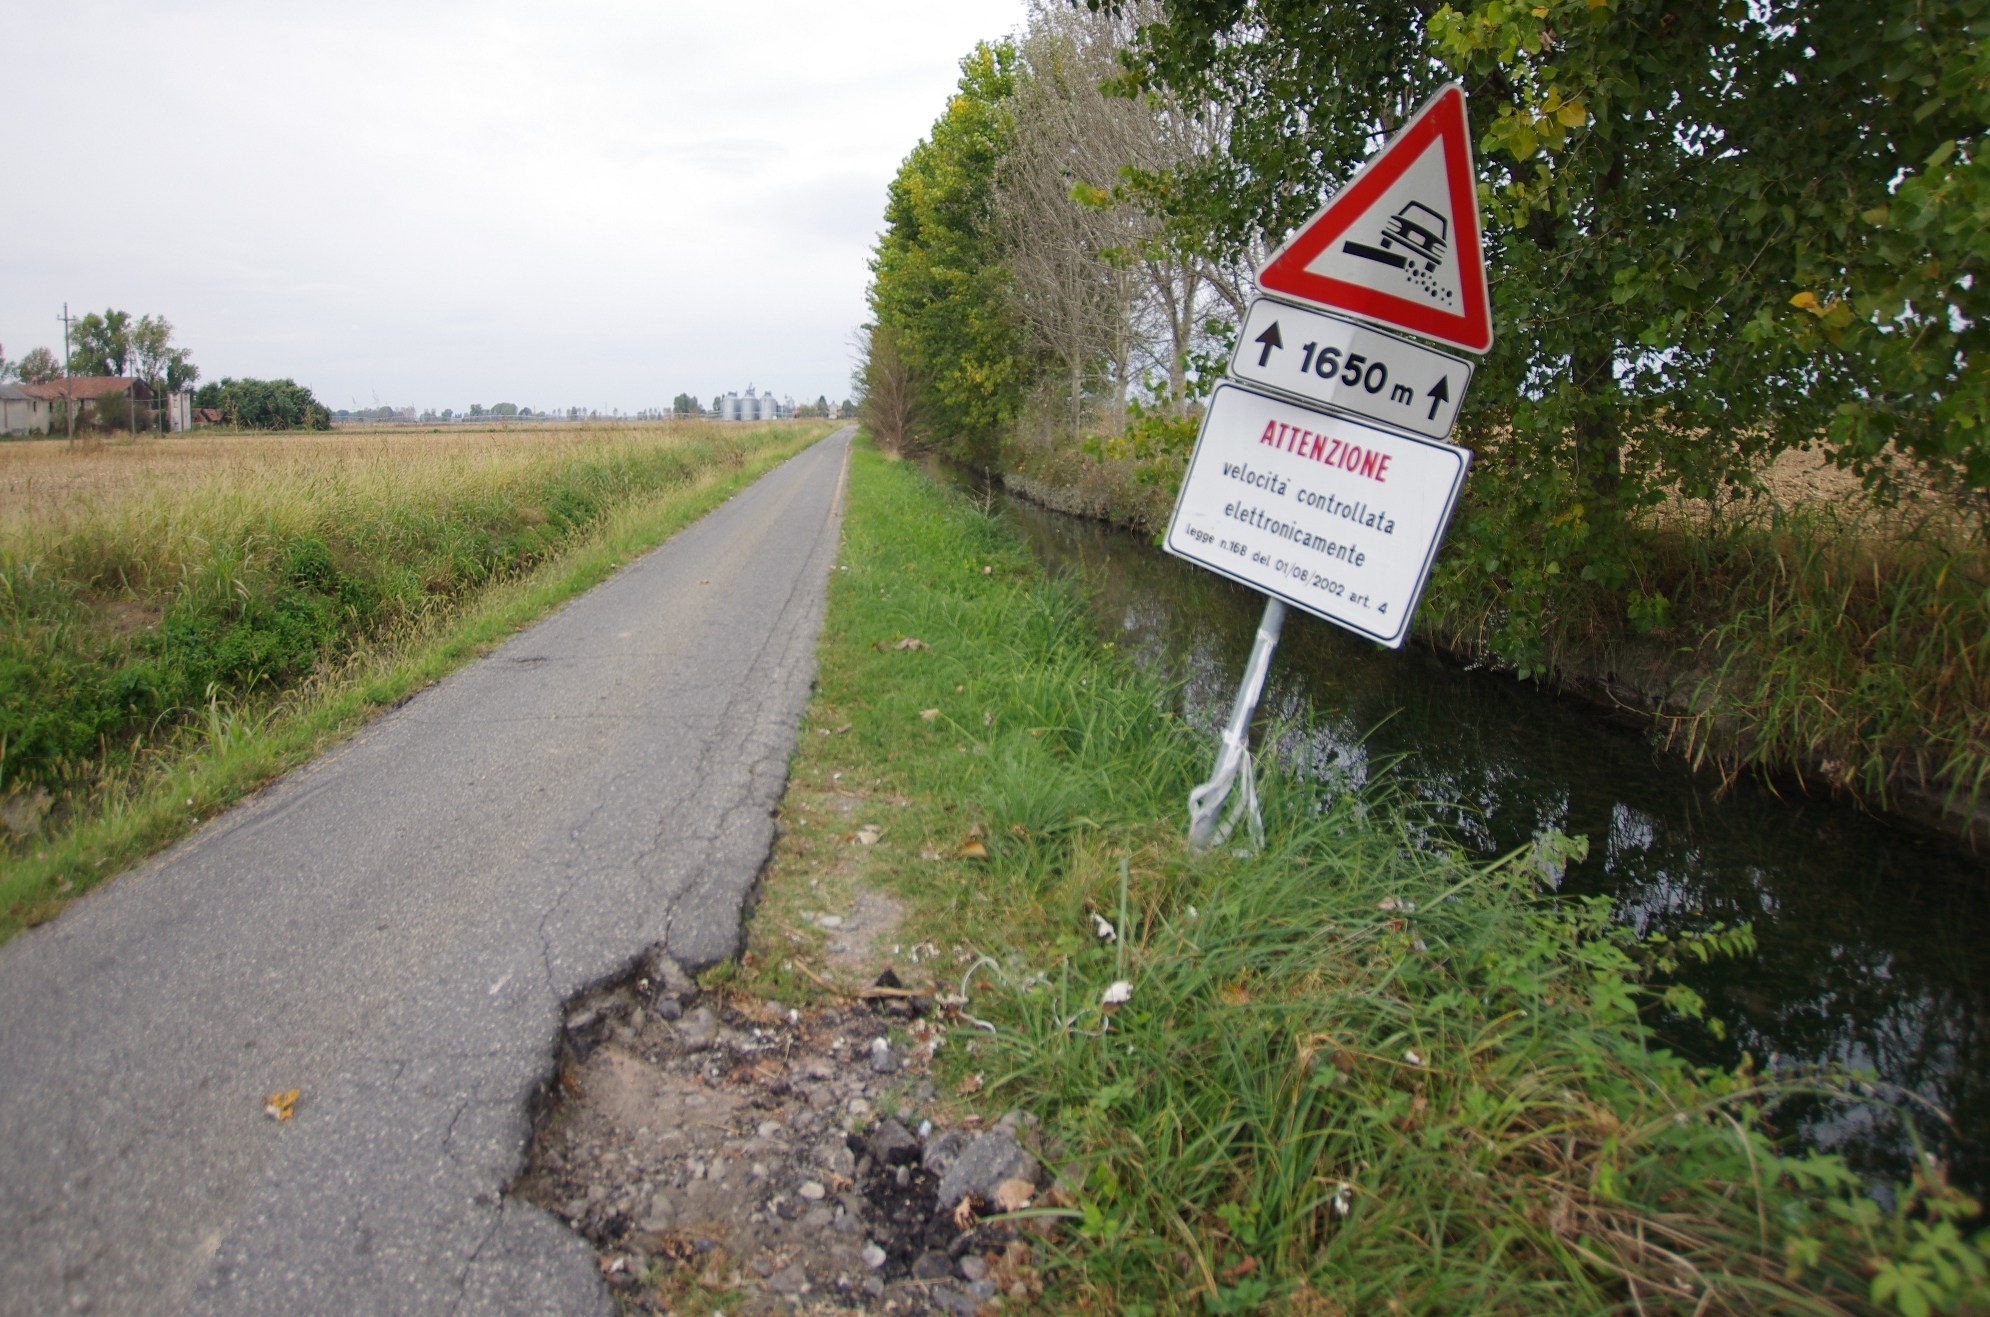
[[868, 43, 1029, 463], [1095, 0, 1990, 659], [193, 378, 332, 430], [492, 402, 518, 417], [673, 392, 700, 416], [68, 309, 133, 376], [855, 323, 922, 454], [16, 348, 62, 385], [130, 315, 199, 394]]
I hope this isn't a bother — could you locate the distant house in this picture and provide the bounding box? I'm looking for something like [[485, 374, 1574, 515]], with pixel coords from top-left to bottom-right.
[[193, 407, 224, 426], [0, 383, 52, 435], [16, 378, 195, 432]]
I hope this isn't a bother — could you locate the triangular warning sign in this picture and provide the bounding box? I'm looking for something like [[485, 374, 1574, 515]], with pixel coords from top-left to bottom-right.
[[1258, 84, 1492, 354]]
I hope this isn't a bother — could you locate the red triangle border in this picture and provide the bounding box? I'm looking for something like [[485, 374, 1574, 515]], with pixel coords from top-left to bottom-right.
[[1258, 84, 1492, 354]]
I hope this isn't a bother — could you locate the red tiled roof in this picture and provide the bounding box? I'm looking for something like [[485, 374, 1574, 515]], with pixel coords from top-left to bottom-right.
[[18, 377, 153, 401]]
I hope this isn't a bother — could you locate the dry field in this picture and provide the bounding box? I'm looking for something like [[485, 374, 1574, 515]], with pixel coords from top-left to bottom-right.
[[0, 421, 757, 530]]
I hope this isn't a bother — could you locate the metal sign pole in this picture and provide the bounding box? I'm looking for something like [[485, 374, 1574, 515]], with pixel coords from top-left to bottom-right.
[[1188, 596, 1287, 851]]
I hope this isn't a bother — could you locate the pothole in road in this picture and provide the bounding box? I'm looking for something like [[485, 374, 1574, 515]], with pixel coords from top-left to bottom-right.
[[508, 956, 1049, 1315]]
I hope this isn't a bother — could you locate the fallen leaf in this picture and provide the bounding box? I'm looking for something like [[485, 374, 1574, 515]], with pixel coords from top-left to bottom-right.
[[875, 636, 930, 651], [834, 723, 852, 734], [955, 839, 989, 859], [966, 822, 987, 839], [1218, 982, 1251, 1007], [1009, 823, 1030, 839], [264, 1088, 300, 1121], [994, 1179, 1034, 1212], [855, 825, 882, 845], [919, 708, 940, 721], [959, 1071, 985, 1094], [953, 1197, 977, 1229], [1404, 1049, 1425, 1066], [1220, 1255, 1259, 1283]]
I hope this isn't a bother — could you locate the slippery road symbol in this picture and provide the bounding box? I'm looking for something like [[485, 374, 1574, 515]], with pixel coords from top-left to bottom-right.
[[1343, 202, 1455, 307]]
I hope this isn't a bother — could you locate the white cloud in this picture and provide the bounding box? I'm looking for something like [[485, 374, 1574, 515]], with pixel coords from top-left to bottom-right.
[[0, 0, 1025, 412]]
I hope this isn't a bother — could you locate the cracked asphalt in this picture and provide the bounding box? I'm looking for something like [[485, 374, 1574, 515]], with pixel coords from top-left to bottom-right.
[[0, 426, 854, 1316]]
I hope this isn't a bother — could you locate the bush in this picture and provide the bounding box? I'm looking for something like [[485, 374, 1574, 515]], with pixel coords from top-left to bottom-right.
[[193, 378, 332, 431]]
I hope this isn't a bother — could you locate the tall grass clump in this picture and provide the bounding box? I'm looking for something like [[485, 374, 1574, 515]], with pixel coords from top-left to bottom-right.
[[1659, 502, 1990, 820], [0, 421, 829, 899], [794, 441, 1990, 1316]]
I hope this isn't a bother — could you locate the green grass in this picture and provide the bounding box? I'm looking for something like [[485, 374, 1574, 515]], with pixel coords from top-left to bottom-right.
[[0, 421, 834, 939], [743, 440, 1990, 1316]]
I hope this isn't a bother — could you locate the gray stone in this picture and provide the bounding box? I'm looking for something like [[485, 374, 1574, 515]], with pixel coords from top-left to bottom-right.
[[958, 1255, 989, 1282], [801, 1207, 835, 1230], [869, 1038, 898, 1074], [653, 996, 682, 1022], [804, 1057, 837, 1080], [862, 1276, 886, 1298], [766, 1263, 808, 1295], [865, 1119, 920, 1166], [861, 1243, 888, 1270], [935, 1131, 1040, 1211], [929, 1289, 981, 1317], [912, 1251, 953, 1281], [678, 1007, 719, 1051], [968, 1279, 998, 1300], [921, 1129, 967, 1177], [815, 1140, 856, 1176], [798, 1180, 826, 1200]]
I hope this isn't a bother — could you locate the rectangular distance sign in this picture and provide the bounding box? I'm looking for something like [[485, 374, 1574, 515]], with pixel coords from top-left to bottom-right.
[[1164, 382, 1471, 647], [1228, 297, 1475, 439]]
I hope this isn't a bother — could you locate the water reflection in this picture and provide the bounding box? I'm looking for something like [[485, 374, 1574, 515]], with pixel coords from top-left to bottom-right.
[[1000, 493, 1990, 1196]]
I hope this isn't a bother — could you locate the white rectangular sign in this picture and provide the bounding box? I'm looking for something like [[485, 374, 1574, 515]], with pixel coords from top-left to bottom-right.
[[1229, 297, 1474, 439], [1164, 382, 1470, 648]]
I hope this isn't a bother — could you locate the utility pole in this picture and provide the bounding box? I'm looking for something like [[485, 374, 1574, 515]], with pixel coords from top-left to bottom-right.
[[59, 303, 74, 450]]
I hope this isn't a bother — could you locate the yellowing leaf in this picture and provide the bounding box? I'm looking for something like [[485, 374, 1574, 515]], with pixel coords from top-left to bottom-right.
[[1541, 89, 1563, 114], [1557, 100, 1588, 126], [1531, 5, 1549, 14], [264, 1088, 300, 1121], [955, 839, 989, 859], [994, 1179, 1035, 1212], [1789, 291, 1822, 313]]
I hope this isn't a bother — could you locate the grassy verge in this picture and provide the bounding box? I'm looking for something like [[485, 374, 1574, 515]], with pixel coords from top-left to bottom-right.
[[737, 440, 1988, 1315], [0, 420, 835, 939]]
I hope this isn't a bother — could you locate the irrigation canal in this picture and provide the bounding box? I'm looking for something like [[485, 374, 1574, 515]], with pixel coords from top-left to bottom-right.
[[995, 488, 1990, 1201]]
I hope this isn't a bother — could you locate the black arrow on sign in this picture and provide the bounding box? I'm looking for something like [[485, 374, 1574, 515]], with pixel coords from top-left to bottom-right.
[[1253, 321, 1284, 368], [1425, 375, 1450, 421]]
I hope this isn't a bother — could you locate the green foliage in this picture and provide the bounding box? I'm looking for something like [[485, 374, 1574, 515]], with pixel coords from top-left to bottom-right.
[[806, 446, 1990, 1314], [867, 43, 1030, 463], [15, 347, 62, 385], [1095, 0, 1990, 665], [193, 377, 332, 431], [67, 309, 131, 377]]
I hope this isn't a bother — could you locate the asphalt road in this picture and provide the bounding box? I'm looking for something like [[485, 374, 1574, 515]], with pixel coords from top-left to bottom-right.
[[0, 426, 854, 1316]]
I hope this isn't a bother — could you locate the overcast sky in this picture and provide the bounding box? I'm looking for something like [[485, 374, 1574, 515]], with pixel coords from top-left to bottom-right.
[[0, 1, 1026, 415]]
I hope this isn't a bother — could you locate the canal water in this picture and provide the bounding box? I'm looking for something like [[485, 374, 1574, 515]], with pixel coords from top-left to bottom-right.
[[997, 491, 1990, 1198]]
